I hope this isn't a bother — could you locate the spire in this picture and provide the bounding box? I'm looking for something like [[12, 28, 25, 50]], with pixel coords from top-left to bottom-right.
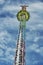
[[15, 22, 25, 65], [14, 5, 30, 65]]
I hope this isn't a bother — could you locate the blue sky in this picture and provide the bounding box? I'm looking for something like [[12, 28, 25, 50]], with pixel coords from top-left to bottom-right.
[[0, 0, 43, 65]]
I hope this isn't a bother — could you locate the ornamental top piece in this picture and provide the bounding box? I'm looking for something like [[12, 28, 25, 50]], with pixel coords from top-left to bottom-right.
[[21, 5, 28, 11], [17, 5, 30, 22]]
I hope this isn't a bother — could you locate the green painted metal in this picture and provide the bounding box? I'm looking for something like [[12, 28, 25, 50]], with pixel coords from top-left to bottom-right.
[[17, 10, 30, 21], [17, 8, 30, 39]]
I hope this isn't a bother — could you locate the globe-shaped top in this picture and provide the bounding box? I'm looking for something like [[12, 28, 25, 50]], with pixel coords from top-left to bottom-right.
[[17, 10, 30, 22]]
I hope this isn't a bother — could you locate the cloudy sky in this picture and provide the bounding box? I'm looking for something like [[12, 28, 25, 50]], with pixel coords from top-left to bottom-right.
[[0, 0, 43, 65]]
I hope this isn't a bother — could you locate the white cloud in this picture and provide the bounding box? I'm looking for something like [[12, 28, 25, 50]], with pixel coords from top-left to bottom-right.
[[0, 57, 14, 62], [33, 60, 39, 64], [0, 47, 16, 61], [0, 44, 7, 49], [28, 2, 43, 12], [34, 37, 39, 42], [0, 30, 16, 61], [28, 44, 39, 52], [27, 44, 43, 56], [0, 31, 12, 44], [0, 31, 16, 49], [0, 58, 8, 61], [5, 47, 16, 60], [39, 47, 43, 56], [3, 5, 21, 11], [26, 31, 38, 42], [34, 36, 43, 42], [0, 0, 5, 4], [0, 18, 19, 30], [0, 17, 18, 61], [26, 2, 43, 31], [0, 49, 4, 56], [5, 47, 16, 56]]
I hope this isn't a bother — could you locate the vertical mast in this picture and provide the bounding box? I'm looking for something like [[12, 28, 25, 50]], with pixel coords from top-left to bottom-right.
[[15, 21, 25, 65], [14, 5, 30, 65]]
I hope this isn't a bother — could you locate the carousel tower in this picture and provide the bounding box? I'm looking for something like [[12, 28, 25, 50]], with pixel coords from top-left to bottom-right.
[[15, 6, 30, 65]]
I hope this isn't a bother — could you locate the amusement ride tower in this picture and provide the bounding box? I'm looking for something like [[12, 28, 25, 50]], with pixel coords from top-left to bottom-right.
[[14, 6, 30, 65]]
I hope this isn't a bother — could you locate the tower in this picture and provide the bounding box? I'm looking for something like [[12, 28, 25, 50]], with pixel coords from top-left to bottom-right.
[[14, 6, 30, 65]]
